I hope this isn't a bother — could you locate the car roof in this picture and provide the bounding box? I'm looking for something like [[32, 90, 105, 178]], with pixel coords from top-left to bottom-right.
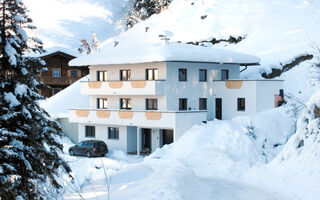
[[81, 140, 105, 143]]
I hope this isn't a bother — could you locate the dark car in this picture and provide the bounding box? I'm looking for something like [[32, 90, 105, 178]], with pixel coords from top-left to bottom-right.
[[69, 140, 108, 158]]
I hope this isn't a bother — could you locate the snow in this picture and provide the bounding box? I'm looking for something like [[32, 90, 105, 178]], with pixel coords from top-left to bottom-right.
[[14, 84, 28, 97], [40, 76, 89, 119], [70, 41, 260, 66], [69, 0, 320, 74], [4, 92, 20, 108], [61, 106, 295, 200], [5, 42, 17, 66]]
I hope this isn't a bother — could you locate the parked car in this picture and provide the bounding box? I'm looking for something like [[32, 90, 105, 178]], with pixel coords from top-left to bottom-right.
[[69, 140, 108, 158]]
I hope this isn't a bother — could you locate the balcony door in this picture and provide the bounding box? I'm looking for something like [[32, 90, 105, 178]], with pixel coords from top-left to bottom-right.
[[215, 98, 222, 120], [142, 128, 151, 151]]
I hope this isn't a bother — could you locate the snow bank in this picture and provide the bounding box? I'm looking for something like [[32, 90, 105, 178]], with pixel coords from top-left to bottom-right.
[[148, 107, 293, 178], [40, 76, 89, 119], [242, 91, 320, 200]]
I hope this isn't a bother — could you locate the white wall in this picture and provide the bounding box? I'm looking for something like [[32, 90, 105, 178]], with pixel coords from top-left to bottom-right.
[[89, 62, 166, 81], [256, 81, 283, 112], [214, 81, 257, 119], [90, 95, 167, 110], [165, 62, 240, 120], [78, 123, 128, 152], [213, 80, 283, 120]]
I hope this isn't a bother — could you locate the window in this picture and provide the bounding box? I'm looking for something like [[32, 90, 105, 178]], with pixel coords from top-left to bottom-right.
[[237, 98, 245, 111], [199, 98, 207, 110], [179, 69, 187, 81], [97, 71, 108, 81], [53, 68, 61, 77], [179, 98, 187, 110], [120, 98, 132, 110], [120, 70, 131, 81], [146, 99, 158, 110], [85, 126, 95, 138], [146, 69, 158, 80], [199, 69, 207, 82], [71, 70, 78, 78], [221, 70, 229, 80], [108, 127, 119, 140], [53, 88, 61, 95], [97, 98, 108, 109]]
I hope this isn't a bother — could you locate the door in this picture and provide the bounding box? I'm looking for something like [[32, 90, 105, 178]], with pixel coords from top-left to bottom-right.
[[162, 129, 174, 146], [215, 98, 222, 120], [142, 128, 152, 150]]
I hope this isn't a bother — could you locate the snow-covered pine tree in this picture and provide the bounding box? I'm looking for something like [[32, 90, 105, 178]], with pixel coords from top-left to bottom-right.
[[0, 1, 71, 199], [91, 32, 100, 52], [78, 32, 100, 55], [126, 0, 172, 28]]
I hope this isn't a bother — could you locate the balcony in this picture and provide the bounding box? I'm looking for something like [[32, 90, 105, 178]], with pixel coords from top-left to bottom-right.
[[36, 76, 79, 85], [80, 80, 166, 96], [69, 109, 206, 129]]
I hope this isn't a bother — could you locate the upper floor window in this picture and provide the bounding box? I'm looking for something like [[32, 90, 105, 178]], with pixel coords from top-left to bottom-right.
[[146, 69, 158, 80], [237, 98, 245, 111], [179, 69, 187, 81], [221, 69, 229, 80], [85, 126, 95, 138], [199, 69, 207, 82], [120, 98, 132, 110], [199, 98, 207, 110], [179, 98, 187, 110], [97, 71, 107, 81], [108, 127, 119, 140], [97, 98, 108, 109], [146, 98, 158, 110], [71, 70, 78, 78], [120, 69, 131, 81], [53, 68, 61, 77]]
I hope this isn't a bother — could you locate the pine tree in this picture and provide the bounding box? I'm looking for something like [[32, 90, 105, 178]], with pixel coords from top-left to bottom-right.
[[0, 1, 71, 199], [78, 32, 100, 55], [126, 0, 172, 28]]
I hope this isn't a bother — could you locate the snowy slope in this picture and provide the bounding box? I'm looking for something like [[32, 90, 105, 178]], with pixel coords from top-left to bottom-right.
[[40, 76, 89, 119], [71, 0, 320, 76]]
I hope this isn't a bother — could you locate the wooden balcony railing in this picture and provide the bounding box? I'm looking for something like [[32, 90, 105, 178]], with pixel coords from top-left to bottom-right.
[[36, 76, 79, 85]]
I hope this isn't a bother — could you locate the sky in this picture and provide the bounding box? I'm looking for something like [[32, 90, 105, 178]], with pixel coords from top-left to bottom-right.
[[24, 0, 131, 50]]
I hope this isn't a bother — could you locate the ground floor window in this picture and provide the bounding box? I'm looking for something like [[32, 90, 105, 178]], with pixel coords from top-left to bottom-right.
[[199, 98, 207, 110], [237, 98, 245, 111], [108, 127, 119, 140], [85, 126, 95, 137], [52, 88, 61, 95]]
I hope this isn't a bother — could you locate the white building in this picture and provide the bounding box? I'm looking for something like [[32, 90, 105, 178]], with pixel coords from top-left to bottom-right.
[[68, 42, 284, 155]]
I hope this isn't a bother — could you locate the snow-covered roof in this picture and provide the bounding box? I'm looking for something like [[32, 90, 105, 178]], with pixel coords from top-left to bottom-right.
[[69, 42, 260, 66], [40, 76, 89, 119], [26, 46, 80, 58]]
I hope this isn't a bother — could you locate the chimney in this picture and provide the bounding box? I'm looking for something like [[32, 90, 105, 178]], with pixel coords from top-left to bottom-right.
[[159, 31, 173, 46]]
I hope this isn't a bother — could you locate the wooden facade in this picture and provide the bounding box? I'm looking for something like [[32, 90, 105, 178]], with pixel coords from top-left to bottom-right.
[[36, 51, 89, 98]]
